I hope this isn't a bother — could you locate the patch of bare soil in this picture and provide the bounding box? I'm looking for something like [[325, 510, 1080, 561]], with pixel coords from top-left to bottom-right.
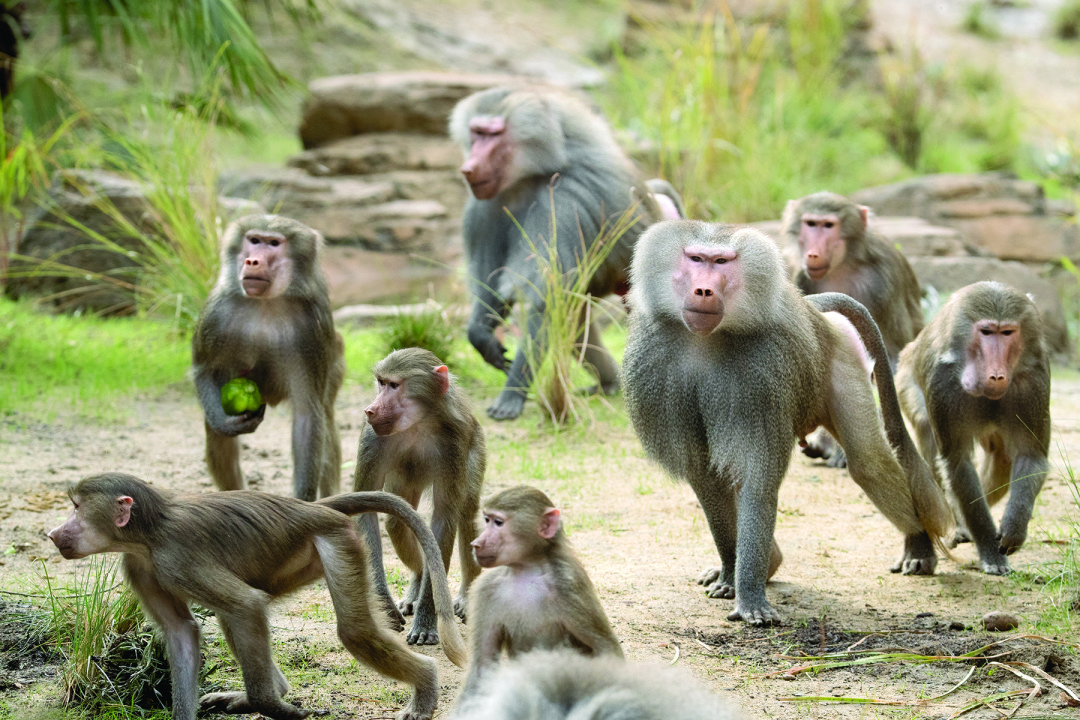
[[0, 371, 1079, 719]]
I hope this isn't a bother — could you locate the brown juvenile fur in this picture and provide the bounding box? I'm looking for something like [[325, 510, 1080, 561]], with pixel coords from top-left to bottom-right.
[[783, 191, 924, 362], [48, 473, 465, 720], [354, 347, 486, 646], [459, 485, 622, 700], [192, 214, 344, 501], [896, 281, 1050, 575]]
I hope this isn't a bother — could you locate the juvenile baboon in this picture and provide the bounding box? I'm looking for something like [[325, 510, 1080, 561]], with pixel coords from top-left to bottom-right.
[[783, 192, 926, 467], [896, 281, 1051, 575], [458, 485, 622, 700], [622, 221, 952, 625], [450, 85, 673, 420], [783, 191, 924, 362], [452, 650, 741, 720], [354, 348, 485, 646], [48, 472, 465, 720], [192, 215, 344, 501]]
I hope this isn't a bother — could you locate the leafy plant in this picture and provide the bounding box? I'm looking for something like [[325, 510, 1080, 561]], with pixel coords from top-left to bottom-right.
[[7, 89, 232, 330], [1053, 0, 1080, 40], [379, 302, 459, 363], [961, 1, 1001, 40], [511, 196, 640, 426], [37, 556, 166, 712]]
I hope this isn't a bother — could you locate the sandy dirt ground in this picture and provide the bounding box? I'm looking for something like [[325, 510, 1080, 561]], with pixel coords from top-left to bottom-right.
[[1, 367, 1078, 719]]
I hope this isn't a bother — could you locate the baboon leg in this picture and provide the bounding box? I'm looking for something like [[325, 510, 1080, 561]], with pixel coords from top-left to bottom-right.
[[455, 490, 482, 619], [998, 452, 1048, 555], [317, 533, 439, 720], [827, 358, 934, 575], [320, 336, 346, 499], [205, 424, 244, 492], [945, 453, 1009, 575], [407, 508, 457, 645], [692, 475, 738, 599], [201, 603, 308, 719], [577, 317, 620, 395]]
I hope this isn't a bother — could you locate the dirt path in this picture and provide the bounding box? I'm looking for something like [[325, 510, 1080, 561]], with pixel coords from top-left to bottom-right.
[[1, 370, 1079, 719]]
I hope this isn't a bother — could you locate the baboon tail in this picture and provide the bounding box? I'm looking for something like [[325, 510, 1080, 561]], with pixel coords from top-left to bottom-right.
[[805, 292, 954, 545], [319, 491, 468, 667]]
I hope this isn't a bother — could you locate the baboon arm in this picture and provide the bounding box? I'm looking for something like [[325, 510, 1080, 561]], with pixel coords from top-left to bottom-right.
[[194, 367, 265, 437], [290, 408, 323, 502]]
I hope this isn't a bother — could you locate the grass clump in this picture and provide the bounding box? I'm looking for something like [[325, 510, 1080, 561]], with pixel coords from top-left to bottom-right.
[[37, 556, 171, 714], [379, 302, 459, 363], [605, 0, 1023, 220], [1054, 0, 1080, 41], [511, 199, 640, 426], [960, 1, 1001, 40]]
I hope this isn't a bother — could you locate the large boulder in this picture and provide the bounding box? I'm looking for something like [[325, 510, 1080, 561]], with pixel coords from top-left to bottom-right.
[[6, 170, 262, 312], [288, 133, 461, 176], [298, 71, 523, 149], [219, 166, 467, 256], [852, 173, 1080, 263]]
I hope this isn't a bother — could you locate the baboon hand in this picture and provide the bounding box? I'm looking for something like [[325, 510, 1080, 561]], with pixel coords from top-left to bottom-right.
[[997, 526, 1026, 556], [210, 404, 266, 436]]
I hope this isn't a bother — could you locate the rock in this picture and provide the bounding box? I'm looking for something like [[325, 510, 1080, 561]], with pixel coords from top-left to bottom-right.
[[320, 245, 460, 309], [298, 71, 524, 149], [288, 133, 462, 176], [852, 173, 1080, 262], [220, 167, 467, 255], [6, 170, 264, 313], [981, 611, 1020, 632], [908, 256, 1069, 355]]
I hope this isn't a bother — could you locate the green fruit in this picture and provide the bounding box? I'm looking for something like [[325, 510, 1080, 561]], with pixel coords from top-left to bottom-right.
[[221, 377, 262, 416]]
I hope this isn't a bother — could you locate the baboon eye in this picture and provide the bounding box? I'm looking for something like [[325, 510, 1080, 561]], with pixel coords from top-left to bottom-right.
[[715, 258, 727, 265], [1001, 329, 1014, 336], [268, 239, 280, 247], [823, 221, 835, 229], [689, 255, 702, 263], [805, 220, 816, 227], [492, 517, 504, 527], [389, 382, 399, 390], [981, 327, 993, 335]]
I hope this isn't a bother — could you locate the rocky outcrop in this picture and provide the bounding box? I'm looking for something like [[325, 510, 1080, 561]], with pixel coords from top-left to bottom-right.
[[298, 71, 521, 149], [6, 170, 262, 312], [753, 176, 1075, 356], [222, 71, 537, 306], [852, 173, 1080, 263]]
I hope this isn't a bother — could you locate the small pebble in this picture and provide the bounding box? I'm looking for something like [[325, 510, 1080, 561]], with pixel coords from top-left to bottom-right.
[[981, 611, 1019, 632]]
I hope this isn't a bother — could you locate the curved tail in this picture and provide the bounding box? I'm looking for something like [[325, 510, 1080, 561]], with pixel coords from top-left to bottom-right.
[[805, 292, 953, 543], [319, 491, 467, 668]]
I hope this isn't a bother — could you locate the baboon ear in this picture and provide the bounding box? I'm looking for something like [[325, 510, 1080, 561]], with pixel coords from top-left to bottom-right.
[[115, 496, 134, 528], [538, 508, 561, 539], [857, 205, 870, 228], [434, 365, 450, 395]]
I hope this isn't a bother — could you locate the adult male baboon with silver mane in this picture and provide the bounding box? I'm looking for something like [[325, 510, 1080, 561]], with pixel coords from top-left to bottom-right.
[[450, 85, 674, 420], [622, 221, 952, 626]]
